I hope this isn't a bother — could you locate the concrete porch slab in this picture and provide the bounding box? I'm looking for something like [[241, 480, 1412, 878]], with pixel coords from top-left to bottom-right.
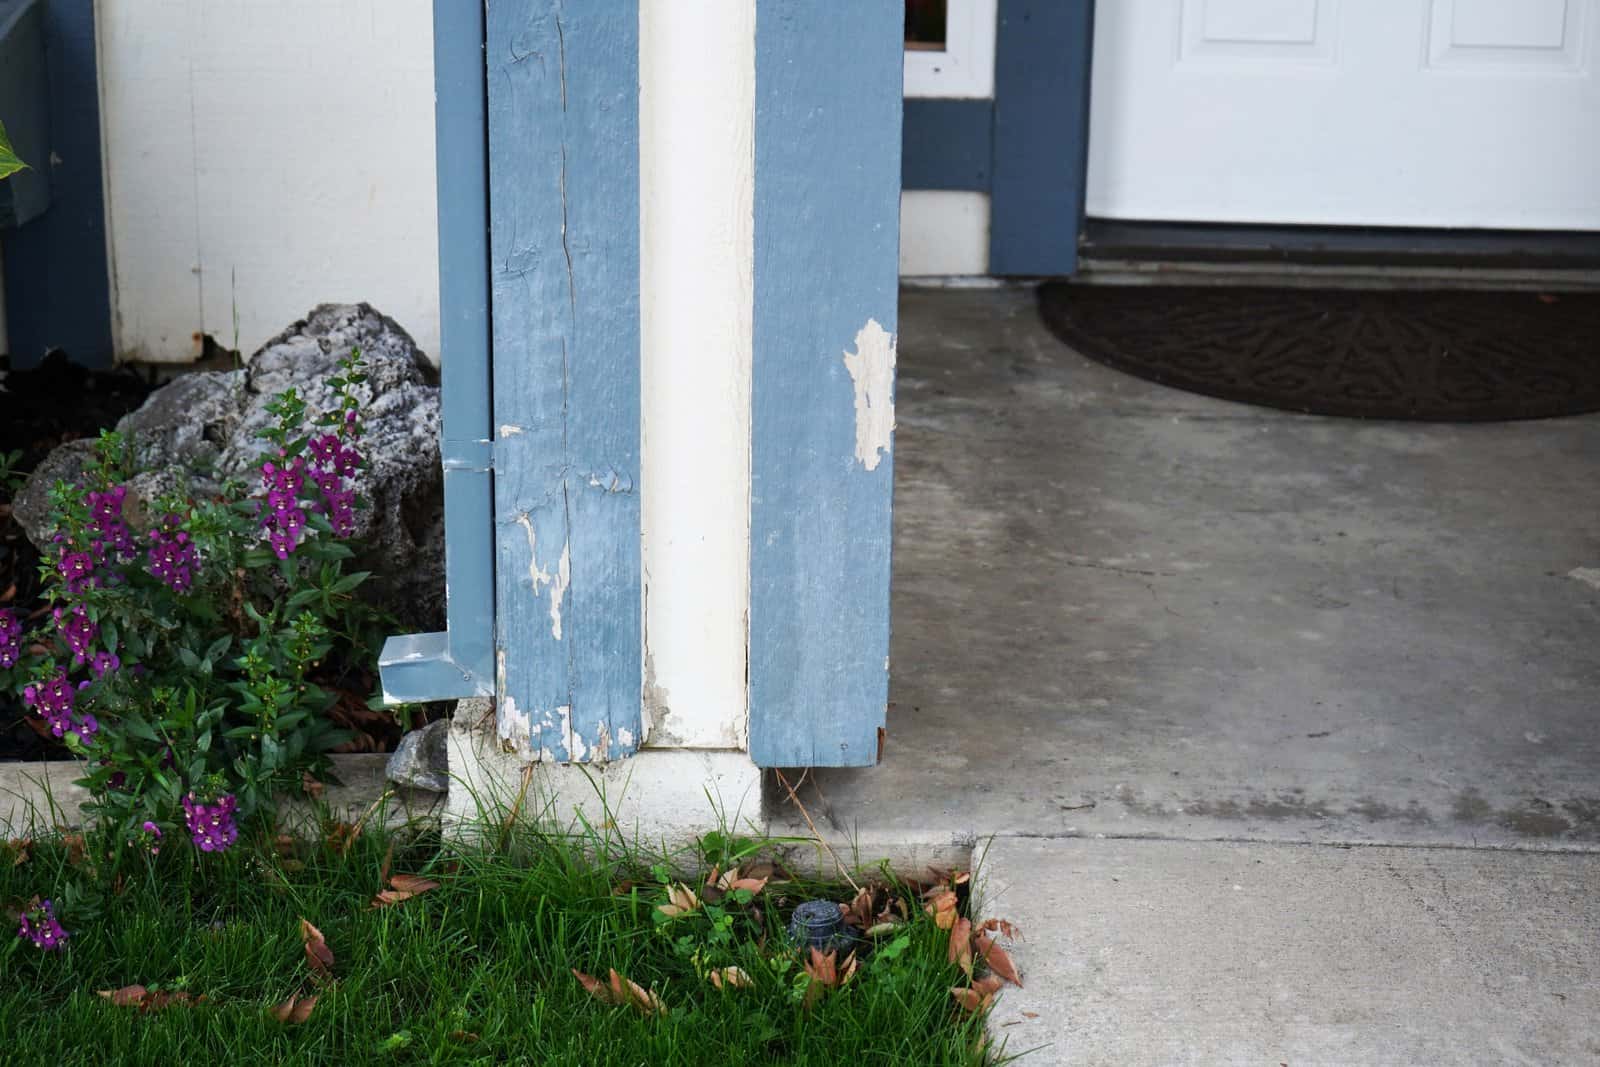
[[792, 286, 1600, 851], [981, 837, 1600, 1066]]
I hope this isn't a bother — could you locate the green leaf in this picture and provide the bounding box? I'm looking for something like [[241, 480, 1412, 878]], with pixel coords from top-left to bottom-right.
[[0, 120, 28, 182]]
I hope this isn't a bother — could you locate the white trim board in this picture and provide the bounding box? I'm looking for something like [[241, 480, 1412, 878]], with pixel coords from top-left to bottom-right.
[[904, 0, 997, 99]]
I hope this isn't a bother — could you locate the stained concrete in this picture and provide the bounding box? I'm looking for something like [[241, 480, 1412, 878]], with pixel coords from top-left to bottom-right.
[[983, 837, 1600, 1066], [791, 286, 1600, 849]]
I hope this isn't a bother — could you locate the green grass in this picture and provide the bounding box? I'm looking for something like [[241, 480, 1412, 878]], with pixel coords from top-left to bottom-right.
[[0, 810, 994, 1066]]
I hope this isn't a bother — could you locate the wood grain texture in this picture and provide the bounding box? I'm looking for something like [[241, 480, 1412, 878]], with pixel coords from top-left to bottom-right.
[[487, 0, 640, 761], [748, 0, 902, 767]]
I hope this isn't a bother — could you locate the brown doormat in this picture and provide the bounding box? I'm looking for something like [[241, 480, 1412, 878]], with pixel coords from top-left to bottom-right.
[[1037, 284, 1600, 421]]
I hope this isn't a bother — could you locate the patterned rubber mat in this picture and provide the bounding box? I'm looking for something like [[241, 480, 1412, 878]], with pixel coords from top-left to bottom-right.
[[1037, 284, 1600, 421]]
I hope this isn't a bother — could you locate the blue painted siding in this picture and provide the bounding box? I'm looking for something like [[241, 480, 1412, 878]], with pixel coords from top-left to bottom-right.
[[379, 0, 496, 704], [749, 0, 902, 768], [990, 0, 1094, 275], [486, 0, 641, 761], [1, 0, 111, 367]]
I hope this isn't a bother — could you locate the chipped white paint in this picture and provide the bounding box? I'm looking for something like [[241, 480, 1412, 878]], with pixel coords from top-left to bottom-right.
[[638, 0, 755, 750], [499, 424, 525, 438], [1567, 567, 1600, 590], [843, 318, 897, 471], [549, 541, 571, 640]]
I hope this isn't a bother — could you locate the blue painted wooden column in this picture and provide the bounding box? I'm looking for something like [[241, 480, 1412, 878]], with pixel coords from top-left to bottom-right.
[[485, 0, 642, 761], [748, 1, 903, 767]]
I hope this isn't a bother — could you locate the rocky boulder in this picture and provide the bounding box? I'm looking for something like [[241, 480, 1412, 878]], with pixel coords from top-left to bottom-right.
[[15, 304, 445, 631]]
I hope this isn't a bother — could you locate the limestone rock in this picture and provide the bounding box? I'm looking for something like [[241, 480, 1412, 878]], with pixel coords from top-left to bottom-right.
[[15, 304, 445, 631], [386, 718, 450, 794]]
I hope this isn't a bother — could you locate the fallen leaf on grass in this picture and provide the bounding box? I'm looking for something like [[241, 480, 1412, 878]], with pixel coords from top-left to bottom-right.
[[270, 994, 318, 1024], [950, 975, 1004, 1014], [299, 918, 334, 979], [924, 888, 959, 930], [656, 883, 701, 919], [99, 985, 206, 1012], [708, 966, 754, 991], [370, 873, 441, 909], [802, 947, 859, 1007], [449, 1030, 480, 1044], [842, 886, 875, 930], [948, 916, 974, 977], [572, 968, 667, 1015]]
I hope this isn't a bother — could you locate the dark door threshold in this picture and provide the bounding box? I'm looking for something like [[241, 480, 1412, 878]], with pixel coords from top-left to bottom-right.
[[1082, 219, 1600, 271]]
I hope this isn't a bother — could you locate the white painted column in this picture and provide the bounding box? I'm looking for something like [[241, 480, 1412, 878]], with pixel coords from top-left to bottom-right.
[[638, 0, 756, 750]]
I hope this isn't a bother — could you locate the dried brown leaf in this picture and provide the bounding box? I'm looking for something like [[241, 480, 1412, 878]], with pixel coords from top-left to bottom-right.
[[843, 886, 875, 930], [271, 994, 318, 1024], [99, 985, 148, 1007], [977, 917, 1021, 940], [948, 916, 974, 977], [924, 888, 959, 930], [100, 985, 204, 1013], [976, 932, 1023, 987], [299, 918, 334, 978], [378, 840, 395, 885], [949, 974, 1004, 1015], [656, 883, 701, 919], [708, 966, 754, 990], [449, 1030, 480, 1044], [301, 770, 324, 800]]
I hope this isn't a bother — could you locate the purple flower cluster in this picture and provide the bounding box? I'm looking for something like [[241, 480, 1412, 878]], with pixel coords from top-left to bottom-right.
[[87, 485, 135, 562], [22, 672, 98, 743], [260, 455, 310, 558], [17, 899, 68, 951], [307, 425, 362, 538], [0, 608, 21, 669], [53, 603, 99, 666], [55, 548, 97, 596], [23, 673, 97, 742], [182, 792, 238, 853], [135, 820, 162, 855], [146, 513, 197, 592]]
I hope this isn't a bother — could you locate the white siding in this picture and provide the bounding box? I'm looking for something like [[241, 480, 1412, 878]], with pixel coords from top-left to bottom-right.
[[97, 0, 440, 363]]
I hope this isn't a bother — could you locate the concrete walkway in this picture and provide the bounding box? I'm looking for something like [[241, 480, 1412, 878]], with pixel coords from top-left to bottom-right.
[[984, 838, 1600, 1066], [774, 286, 1600, 1063]]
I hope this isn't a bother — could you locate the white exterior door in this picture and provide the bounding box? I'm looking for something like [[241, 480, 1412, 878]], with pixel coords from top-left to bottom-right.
[[1087, 0, 1600, 229]]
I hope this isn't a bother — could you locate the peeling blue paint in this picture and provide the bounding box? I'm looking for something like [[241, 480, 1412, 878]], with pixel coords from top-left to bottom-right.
[[486, 0, 641, 762], [748, 1, 901, 768]]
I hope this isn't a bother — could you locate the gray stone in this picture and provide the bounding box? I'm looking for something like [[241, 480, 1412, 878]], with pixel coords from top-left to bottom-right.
[[15, 303, 445, 630], [386, 718, 450, 793]]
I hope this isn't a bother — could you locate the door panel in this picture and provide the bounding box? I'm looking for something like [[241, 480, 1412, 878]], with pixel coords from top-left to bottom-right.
[[1088, 0, 1600, 229]]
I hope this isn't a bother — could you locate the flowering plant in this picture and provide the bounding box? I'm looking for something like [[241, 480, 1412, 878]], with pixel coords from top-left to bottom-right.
[[0, 349, 390, 854]]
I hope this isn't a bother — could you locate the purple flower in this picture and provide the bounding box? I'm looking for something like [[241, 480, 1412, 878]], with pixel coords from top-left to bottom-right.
[[55, 550, 96, 596], [136, 821, 162, 855], [89, 650, 121, 679], [22, 671, 98, 743], [182, 792, 239, 853], [147, 519, 197, 593], [86, 486, 135, 562], [0, 608, 22, 668], [17, 899, 68, 951], [53, 604, 99, 666]]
